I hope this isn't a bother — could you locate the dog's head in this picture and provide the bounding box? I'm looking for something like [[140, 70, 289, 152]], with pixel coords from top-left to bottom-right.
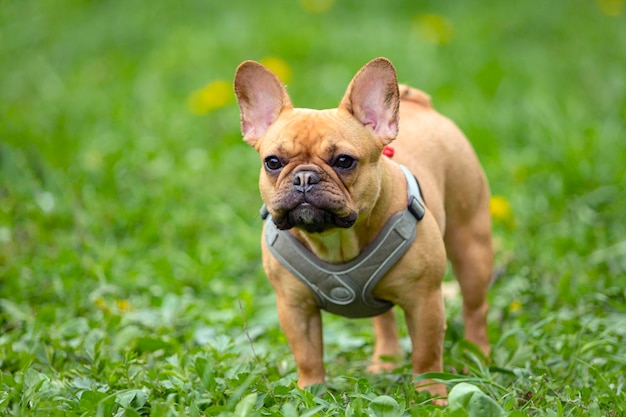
[[234, 58, 400, 234]]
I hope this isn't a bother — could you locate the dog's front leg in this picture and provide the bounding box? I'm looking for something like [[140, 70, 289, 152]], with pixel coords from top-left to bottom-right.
[[276, 296, 325, 388], [403, 286, 448, 403]]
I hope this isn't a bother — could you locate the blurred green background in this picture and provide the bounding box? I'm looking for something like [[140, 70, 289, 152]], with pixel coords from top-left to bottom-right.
[[1, 0, 626, 414], [2, 0, 624, 297]]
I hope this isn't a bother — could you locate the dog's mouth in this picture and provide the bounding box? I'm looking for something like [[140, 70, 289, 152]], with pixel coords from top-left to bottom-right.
[[272, 203, 357, 233]]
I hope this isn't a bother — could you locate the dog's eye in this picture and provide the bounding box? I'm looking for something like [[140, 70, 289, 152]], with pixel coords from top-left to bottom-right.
[[264, 156, 283, 172], [333, 155, 357, 170]]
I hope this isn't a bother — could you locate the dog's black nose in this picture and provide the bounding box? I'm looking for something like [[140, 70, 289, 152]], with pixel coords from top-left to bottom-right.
[[293, 170, 320, 193]]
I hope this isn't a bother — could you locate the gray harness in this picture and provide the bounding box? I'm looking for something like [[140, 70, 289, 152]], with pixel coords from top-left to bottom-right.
[[261, 164, 425, 319]]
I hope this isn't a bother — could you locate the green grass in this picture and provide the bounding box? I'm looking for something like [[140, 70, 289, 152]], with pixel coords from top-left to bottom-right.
[[1, 0, 625, 415]]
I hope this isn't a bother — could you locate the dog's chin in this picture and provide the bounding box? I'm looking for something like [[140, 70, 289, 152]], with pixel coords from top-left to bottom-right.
[[272, 204, 357, 234]]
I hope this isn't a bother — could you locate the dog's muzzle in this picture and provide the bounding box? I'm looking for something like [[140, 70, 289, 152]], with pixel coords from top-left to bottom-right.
[[292, 170, 320, 193]]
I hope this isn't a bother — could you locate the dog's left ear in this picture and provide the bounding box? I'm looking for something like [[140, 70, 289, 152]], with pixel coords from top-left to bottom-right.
[[339, 58, 400, 145], [234, 61, 293, 147]]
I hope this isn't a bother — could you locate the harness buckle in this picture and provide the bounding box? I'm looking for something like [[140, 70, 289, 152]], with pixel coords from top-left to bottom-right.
[[260, 204, 270, 220], [408, 196, 425, 220]]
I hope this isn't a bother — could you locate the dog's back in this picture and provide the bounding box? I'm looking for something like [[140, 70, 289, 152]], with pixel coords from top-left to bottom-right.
[[392, 84, 491, 240]]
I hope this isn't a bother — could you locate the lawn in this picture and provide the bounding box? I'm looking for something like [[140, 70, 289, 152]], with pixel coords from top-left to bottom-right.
[[1, 0, 625, 415]]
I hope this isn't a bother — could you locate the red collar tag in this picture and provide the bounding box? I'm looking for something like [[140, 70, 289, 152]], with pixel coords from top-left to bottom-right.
[[382, 146, 395, 158]]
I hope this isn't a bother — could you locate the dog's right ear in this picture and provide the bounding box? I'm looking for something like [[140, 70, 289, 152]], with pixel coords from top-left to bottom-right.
[[234, 61, 293, 147], [339, 58, 400, 146]]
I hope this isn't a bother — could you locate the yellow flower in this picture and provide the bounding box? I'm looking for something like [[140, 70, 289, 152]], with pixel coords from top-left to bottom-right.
[[596, 0, 623, 16], [509, 300, 522, 313], [490, 195, 514, 228], [187, 80, 234, 115], [115, 299, 132, 313], [299, 0, 335, 14], [94, 297, 132, 314], [260, 56, 292, 84], [94, 296, 110, 313], [413, 14, 454, 45]]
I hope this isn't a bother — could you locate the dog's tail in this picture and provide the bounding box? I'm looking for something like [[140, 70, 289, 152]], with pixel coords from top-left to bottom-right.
[[398, 84, 432, 108]]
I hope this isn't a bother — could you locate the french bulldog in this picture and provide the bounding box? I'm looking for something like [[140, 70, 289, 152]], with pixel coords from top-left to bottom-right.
[[233, 57, 493, 403]]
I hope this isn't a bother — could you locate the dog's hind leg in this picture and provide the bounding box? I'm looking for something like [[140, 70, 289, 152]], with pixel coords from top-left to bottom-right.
[[368, 309, 402, 373], [444, 208, 493, 357]]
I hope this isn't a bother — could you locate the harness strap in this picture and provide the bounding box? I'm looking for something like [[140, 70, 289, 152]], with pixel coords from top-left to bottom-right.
[[262, 163, 425, 318]]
